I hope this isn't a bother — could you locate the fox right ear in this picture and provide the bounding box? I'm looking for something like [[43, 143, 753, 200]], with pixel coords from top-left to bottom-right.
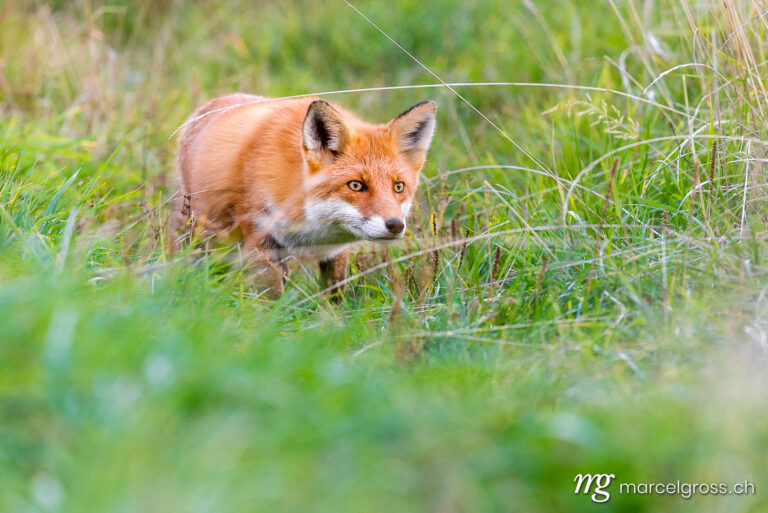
[[302, 100, 347, 156], [389, 101, 436, 167]]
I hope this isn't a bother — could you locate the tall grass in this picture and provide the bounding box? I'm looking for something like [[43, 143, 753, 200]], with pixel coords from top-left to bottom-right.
[[1, 1, 768, 511]]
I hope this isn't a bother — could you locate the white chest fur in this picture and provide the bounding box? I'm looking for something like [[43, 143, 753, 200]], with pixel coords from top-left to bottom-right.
[[258, 200, 361, 260]]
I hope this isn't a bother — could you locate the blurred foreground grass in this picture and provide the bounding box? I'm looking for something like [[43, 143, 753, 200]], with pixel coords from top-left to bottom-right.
[[1, 0, 768, 511]]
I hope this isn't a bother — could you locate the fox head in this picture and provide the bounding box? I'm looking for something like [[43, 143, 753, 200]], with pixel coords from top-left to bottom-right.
[[301, 99, 436, 241]]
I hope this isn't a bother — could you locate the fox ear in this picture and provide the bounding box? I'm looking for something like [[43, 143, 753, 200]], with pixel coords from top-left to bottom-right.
[[302, 100, 347, 156], [389, 101, 436, 163]]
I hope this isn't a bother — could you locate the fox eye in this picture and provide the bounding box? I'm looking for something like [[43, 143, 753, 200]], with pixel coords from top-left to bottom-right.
[[393, 182, 405, 193], [347, 180, 367, 192]]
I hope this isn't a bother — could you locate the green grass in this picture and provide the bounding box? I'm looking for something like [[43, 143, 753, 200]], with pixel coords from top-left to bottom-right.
[[1, 0, 768, 511]]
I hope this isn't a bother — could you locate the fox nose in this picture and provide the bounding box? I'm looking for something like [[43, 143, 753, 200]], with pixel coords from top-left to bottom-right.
[[385, 218, 405, 235]]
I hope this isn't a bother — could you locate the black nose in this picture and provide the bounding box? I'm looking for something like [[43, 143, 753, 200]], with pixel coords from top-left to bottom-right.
[[385, 218, 405, 235]]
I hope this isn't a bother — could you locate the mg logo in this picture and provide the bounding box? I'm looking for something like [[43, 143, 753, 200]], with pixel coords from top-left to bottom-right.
[[573, 473, 616, 503]]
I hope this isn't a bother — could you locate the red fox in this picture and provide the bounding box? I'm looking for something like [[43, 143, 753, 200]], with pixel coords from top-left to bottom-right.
[[171, 94, 436, 298]]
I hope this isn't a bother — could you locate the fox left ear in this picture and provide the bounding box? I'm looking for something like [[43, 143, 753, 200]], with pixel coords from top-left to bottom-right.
[[389, 101, 436, 166], [303, 100, 347, 156]]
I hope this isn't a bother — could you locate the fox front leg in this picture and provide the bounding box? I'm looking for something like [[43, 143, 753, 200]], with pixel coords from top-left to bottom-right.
[[319, 250, 349, 300], [242, 232, 285, 300], [250, 257, 285, 300]]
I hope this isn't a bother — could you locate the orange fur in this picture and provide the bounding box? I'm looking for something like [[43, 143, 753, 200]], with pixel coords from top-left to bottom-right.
[[171, 93, 436, 297]]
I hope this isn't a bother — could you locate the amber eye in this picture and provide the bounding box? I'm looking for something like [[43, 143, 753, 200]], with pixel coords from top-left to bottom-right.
[[347, 180, 366, 192], [394, 182, 405, 193]]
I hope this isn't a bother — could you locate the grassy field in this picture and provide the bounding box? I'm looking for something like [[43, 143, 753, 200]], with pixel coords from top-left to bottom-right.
[[2, 0, 768, 511]]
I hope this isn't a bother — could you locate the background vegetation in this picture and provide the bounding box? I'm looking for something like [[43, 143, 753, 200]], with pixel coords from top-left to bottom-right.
[[1, 0, 767, 511]]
